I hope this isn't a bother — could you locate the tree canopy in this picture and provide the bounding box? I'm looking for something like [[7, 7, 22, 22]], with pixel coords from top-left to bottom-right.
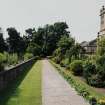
[[7, 28, 26, 56], [0, 32, 7, 53], [0, 22, 78, 58]]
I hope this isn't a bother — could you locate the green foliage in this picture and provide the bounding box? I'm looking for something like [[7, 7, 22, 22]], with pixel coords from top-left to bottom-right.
[[25, 28, 35, 42], [26, 22, 70, 56], [2, 61, 42, 105], [0, 53, 6, 71], [57, 36, 75, 60], [67, 43, 85, 60], [96, 55, 105, 66], [84, 55, 105, 87], [53, 22, 69, 37], [98, 98, 105, 105], [83, 61, 96, 83], [52, 56, 61, 64], [70, 60, 83, 76], [24, 53, 33, 61], [53, 48, 61, 57], [7, 53, 18, 65], [83, 55, 105, 87], [97, 37, 105, 56], [50, 60, 105, 105], [7, 28, 26, 56], [53, 35, 76, 64], [89, 96, 97, 105], [0, 32, 7, 53], [60, 58, 70, 68], [26, 43, 41, 56], [88, 54, 100, 64], [52, 48, 62, 64], [87, 75, 105, 88], [41, 22, 70, 55], [95, 55, 105, 87], [0, 22, 72, 58], [57, 36, 74, 50]]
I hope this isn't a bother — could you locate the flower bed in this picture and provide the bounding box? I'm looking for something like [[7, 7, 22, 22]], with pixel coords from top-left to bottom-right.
[[50, 60, 105, 105]]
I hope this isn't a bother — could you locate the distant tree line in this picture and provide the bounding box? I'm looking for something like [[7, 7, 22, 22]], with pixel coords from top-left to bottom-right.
[[0, 22, 71, 57], [0, 22, 85, 72]]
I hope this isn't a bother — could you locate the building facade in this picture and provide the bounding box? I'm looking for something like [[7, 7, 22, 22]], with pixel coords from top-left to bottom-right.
[[81, 6, 105, 54], [80, 39, 97, 54], [98, 6, 105, 38]]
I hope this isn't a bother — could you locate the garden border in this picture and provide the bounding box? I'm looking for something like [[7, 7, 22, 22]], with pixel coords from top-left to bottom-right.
[[50, 60, 105, 105]]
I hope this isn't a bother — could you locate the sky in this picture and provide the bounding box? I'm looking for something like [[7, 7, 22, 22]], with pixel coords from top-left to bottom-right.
[[0, 0, 105, 42]]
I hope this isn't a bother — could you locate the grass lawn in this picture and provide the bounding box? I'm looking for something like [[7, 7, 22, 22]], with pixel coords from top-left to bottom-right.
[[50, 60, 105, 100], [0, 60, 42, 105]]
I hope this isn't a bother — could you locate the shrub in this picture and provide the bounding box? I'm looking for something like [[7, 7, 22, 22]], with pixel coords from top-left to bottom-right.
[[88, 96, 97, 105], [95, 55, 105, 87], [83, 60, 105, 87], [53, 48, 63, 64], [96, 55, 105, 66], [26, 43, 41, 56], [24, 53, 33, 61], [0, 53, 6, 71], [60, 58, 69, 68], [83, 61, 96, 83], [3, 52, 9, 63], [98, 98, 105, 105], [75, 85, 90, 98], [70, 60, 83, 76], [60, 60, 65, 67], [7, 53, 18, 65], [87, 75, 105, 87], [52, 56, 61, 64]]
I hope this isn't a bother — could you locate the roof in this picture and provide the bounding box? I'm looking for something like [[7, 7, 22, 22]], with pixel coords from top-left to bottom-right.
[[80, 41, 88, 47], [81, 39, 97, 47]]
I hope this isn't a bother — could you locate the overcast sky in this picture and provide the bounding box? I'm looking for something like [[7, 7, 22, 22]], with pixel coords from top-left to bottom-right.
[[0, 0, 105, 42]]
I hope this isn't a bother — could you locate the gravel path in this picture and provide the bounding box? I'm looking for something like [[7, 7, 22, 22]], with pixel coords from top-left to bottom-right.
[[42, 60, 90, 105]]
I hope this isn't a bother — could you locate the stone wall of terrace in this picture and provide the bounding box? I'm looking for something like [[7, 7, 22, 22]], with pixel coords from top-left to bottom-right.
[[0, 58, 36, 91]]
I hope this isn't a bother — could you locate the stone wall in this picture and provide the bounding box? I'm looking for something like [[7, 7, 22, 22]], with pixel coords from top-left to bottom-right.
[[0, 58, 36, 91]]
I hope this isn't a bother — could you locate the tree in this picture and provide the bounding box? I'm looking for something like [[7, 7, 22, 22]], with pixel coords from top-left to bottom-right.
[[57, 36, 75, 55], [25, 28, 36, 42], [0, 33, 7, 53], [33, 22, 70, 56], [68, 43, 85, 59], [52, 36, 75, 63], [53, 22, 70, 38], [23, 22, 71, 57], [33, 27, 44, 47], [26, 43, 41, 56], [7, 28, 26, 57]]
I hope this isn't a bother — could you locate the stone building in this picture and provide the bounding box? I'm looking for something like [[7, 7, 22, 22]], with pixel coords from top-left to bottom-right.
[[98, 6, 105, 38], [80, 39, 97, 54], [81, 6, 105, 54]]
